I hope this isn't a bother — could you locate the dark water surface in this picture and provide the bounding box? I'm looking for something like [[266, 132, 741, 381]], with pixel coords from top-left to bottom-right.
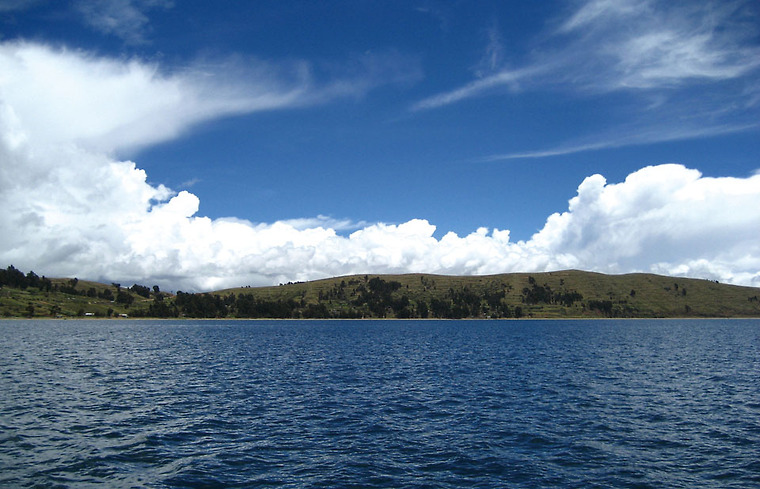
[[1, 319, 759, 488]]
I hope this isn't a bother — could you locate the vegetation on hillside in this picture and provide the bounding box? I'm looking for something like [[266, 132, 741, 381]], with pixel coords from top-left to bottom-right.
[[2, 265, 759, 319], [0, 265, 164, 318]]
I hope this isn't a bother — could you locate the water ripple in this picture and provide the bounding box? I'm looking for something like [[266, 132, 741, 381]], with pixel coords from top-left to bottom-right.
[[1, 319, 759, 488]]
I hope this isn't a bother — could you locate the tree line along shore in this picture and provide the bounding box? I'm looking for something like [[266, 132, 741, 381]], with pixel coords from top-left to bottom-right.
[[1, 265, 759, 319]]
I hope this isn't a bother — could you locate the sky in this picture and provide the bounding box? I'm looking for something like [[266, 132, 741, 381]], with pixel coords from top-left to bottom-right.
[[0, 0, 759, 292]]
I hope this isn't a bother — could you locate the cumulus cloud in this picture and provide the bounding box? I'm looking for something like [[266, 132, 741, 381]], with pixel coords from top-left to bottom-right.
[[1, 41, 758, 291], [529, 165, 760, 285], [103, 164, 760, 290]]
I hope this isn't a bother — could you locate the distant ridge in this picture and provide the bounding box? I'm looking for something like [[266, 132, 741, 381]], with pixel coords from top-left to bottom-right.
[[5, 265, 757, 318]]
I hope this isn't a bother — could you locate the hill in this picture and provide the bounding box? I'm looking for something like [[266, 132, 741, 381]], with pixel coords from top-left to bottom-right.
[[2, 266, 759, 319], [215, 271, 760, 319], [0, 266, 161, 318], [0, 266, 760, 319]]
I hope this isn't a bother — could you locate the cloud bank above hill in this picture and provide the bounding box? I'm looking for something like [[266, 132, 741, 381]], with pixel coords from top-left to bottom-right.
[[1, 41, 759, 291]]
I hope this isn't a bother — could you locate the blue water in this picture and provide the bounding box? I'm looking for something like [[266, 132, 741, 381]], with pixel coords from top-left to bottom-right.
[[1, 319, 759, 488]]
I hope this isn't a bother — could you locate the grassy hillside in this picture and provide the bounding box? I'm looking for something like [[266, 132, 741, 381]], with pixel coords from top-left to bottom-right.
[[0, 274, 158, 318], [2, 268, 759, 319], [215, 270, 760, 319]]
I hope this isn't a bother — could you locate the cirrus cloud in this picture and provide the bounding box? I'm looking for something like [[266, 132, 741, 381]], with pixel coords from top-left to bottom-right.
[[414, 0, 760, 159], [74, 0, 173, 45]]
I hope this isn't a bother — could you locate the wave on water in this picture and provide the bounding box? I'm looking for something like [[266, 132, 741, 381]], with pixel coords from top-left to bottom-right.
[[1, 319, 759, 488]]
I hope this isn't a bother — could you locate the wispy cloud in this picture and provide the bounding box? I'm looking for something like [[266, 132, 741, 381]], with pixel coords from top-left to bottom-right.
[[308, 50, 423, 103], [558, 0, 645, 33], [0, 42, 312, 154], [0, 0, 42, 12], [74, 0, 173, 45], [482, 122, 760, 161], [473, 20, 506, 79], [417, 0, 760, 105], [411, 66, 542, 111], [0, 42, 417, 155], [2, 0, 173, 45], [572, 0, 760, 90], [413, 0, 760, 155]]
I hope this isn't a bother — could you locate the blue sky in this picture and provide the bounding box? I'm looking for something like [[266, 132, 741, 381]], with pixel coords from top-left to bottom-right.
[[1, 0, 759, 290]]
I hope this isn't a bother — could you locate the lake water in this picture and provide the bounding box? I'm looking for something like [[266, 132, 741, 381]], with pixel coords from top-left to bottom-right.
[[1, 319, 759, 488]]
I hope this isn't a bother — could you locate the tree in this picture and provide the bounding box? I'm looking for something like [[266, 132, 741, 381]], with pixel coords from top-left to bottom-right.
[[40, 276, 52, 292], [130, 284, 151, 298], [59, 278, 79, 295], [417, 300, 429, 318], [146, 299, 178, 318], [116, 290, 134, 306], [2, 265, 27, 288], [430, 298, 451, 318], [26, 271, 40, 289]]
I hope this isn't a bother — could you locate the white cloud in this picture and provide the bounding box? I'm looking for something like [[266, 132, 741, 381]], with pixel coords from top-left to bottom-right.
[[1, 41, 758, 291], [527, 165, 760, 283], [559, 0, 645, 33], [473, 21, 506, 79], [0, 42, 421, 154], [0, 42, 313, 154], [74, 0, 173, 44], [413, 0, 760, 154], [482, 122, 760, 161], [411, 67, 541, 111], [418, 0, 760, 106], [576, 1, 760, 90]]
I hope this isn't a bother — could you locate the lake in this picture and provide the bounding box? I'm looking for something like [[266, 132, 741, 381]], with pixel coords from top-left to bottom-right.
[[1, 319, 759, 488]]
